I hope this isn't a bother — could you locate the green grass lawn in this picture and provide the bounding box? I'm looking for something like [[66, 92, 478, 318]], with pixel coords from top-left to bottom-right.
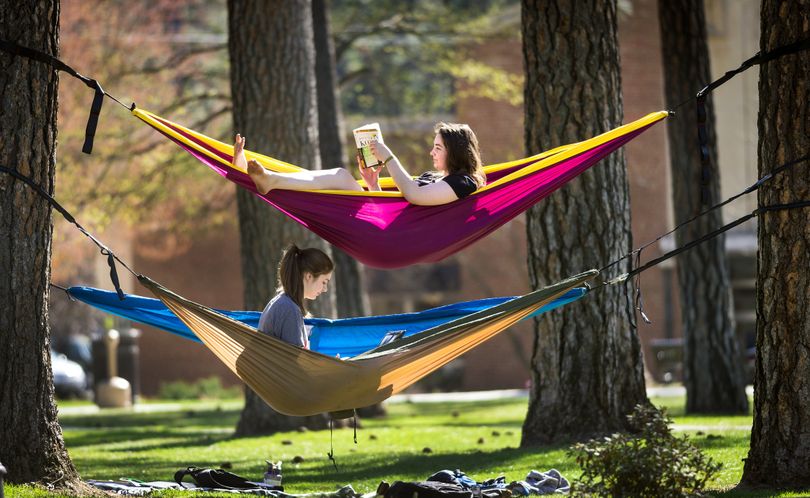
[[5, 395, 809, 497]]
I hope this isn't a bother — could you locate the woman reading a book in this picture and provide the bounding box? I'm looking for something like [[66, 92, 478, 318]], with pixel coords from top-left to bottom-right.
[[234, 122, 486, 206], [258, 244, 334, 349]]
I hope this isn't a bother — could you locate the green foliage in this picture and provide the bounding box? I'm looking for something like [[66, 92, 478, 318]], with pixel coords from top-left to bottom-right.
[[157, 376, 242, 400], [332, 0, 521, 118], [570, 404, 722, 498]]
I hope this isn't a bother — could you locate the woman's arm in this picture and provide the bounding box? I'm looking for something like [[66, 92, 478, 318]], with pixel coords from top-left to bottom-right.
[[385, 156, 459, 205], [370, 142, 458, 205]]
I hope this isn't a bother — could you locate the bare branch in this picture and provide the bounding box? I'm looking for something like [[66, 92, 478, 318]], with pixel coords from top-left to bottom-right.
[[111, 43, 227, 79]]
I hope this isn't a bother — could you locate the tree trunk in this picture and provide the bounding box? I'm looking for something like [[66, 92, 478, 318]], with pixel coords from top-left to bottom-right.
[[657, 0, 747, 414], [312, 0, 383, 420], [0, 1, 85, 491], [228, 0, 336, 436], [520, 0, 649, 445], [313, 0, 370, 320], [741, 1, 810, 488]]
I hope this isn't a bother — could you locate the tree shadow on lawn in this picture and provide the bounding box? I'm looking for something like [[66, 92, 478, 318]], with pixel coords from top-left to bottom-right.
[[289, 445, 577, 487], [388, 400, 526, 418], [691, 432, 751, 450], [76, 454, 258, 482], [65, 427, 232, 449], [59, 406, 242, 430], [412, 421, 522, 429], [712, 484, 810, 498]]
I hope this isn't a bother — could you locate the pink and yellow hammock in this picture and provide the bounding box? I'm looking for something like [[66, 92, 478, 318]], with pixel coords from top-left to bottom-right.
[[134, 109, 668, 269]]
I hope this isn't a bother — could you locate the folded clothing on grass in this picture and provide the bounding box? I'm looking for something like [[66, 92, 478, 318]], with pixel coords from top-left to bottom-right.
[[88, 478, 358, 497], [383, 468, 569, 497]]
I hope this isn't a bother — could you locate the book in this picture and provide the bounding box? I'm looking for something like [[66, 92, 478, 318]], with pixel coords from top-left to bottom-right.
[[352, 123, 384, 169]]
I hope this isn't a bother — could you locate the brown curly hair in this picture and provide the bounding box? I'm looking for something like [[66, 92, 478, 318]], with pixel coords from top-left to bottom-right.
[[434, 122, 486, 188]]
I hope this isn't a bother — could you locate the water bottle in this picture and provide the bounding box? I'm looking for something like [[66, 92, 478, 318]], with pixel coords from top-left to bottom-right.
[[263, 460, 282, 489]]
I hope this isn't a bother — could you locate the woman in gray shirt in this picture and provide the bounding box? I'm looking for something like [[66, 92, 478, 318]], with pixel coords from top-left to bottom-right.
[[258, 245, 334, 349]]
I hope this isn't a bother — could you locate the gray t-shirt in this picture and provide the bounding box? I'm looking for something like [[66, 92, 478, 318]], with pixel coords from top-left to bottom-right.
[[258, 293, 308, 348]]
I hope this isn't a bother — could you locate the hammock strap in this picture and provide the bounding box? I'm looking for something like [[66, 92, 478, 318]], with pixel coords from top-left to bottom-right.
[[327, 419, 338, 472], [49, 283, 76, 302], [632, 249, 650, 324], [608, 200, 810, 286], [0, 38, 134, 153], [696, 37, 810, 100], [0, 165, 135, 299], [693, 37, 810, 205], [601, 154, 810, 275], [353, 411, 358, 444]]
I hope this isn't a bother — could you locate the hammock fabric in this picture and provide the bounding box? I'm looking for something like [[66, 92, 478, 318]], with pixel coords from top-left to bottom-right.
[[137, 270, 597, 416], [133, 109, 667, 268], [68, 286, 587, 358]]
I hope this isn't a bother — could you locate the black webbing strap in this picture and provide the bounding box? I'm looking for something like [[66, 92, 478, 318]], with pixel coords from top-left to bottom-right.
[[0, 39, 121, 154], [696, 94, 712, 206], [601, 154, 810, 276], [0, 165, 133, 299], [83, 80, 105, 154], [694, 38, 810, 205], [327, 418, 339, 472], [696, 37, 810, 100], [613, 200, 810, 285]]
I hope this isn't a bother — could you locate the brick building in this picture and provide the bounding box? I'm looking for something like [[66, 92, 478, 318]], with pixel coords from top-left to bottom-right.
[[54, 0, 759, 396]]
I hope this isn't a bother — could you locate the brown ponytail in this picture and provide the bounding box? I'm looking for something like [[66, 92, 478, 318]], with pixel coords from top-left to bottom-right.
[[277, 244, 334, 313]]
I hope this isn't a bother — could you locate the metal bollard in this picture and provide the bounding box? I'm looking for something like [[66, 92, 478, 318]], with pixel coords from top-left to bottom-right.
[[0, 460, 7, 498]]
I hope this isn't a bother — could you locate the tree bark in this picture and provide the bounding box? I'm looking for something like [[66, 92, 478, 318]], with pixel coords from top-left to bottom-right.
[[657, 0, 747, 414], [313, 0, 371, 320], [0, 0, 86, 491], [313, 0, 384, 419], [520, 0, 649, 445], [741, 0, 810, 488], [228, 0, 336, 436]]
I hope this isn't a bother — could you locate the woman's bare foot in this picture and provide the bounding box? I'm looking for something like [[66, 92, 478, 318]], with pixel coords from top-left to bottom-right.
[[247, 159, 275, 194], [232, 134, 248, 171]]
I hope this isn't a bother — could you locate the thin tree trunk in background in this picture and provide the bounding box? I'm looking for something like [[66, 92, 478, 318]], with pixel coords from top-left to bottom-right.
[[741, 0, 810, 488], [0, 1, 87, 491], [657, 0, 747, 414], [229, 0, 336, 436], [312, 0, 384, 419], [313, 0, 370, 320], [520, 0, 649, 445]]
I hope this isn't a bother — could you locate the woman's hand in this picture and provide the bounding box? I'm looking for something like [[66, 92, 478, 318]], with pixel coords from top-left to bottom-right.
[[369, 140, 393, 164], [357, 153, 381, 191]]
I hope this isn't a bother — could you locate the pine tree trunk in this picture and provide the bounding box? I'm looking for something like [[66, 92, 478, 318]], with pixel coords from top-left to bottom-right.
[[313, 0, 383, 419], [228, 0, 335, 436], [0, 1, 86, 491], [741, 1, 810, 488], [312, 0, 371, 320], [520, 0, 648, 445], [657, 0, 747, 414]]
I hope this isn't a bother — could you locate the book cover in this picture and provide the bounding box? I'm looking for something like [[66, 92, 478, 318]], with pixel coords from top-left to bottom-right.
[[352, 123, 384, 169]]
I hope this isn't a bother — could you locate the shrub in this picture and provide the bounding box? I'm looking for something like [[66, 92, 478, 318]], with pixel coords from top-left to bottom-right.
[[569, 404, 721, 498], [157, 376, 242, 400]]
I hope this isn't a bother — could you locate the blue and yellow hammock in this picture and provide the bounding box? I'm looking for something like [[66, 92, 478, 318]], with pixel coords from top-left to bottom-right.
[[72, 270, 596, 416], [69, 282, 587, 358]]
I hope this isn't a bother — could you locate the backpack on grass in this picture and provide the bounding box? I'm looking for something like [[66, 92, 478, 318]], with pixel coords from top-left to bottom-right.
[[174, 466, 279, 490]]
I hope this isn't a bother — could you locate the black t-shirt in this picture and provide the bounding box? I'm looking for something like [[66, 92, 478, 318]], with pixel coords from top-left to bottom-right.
[[415, 172, 478, 199]]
